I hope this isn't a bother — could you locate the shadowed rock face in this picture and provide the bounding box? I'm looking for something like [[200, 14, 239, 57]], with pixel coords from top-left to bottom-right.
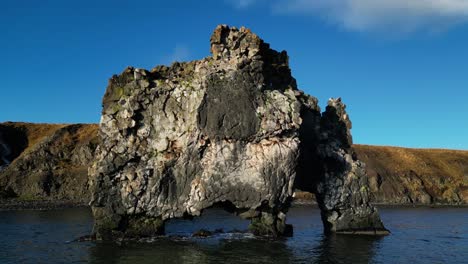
[[90, 25, 388, 239], [314, 99, 387, 234]]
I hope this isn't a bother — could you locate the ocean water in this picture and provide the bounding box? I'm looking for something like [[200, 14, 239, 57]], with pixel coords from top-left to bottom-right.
[[0, 206, 467, 263]]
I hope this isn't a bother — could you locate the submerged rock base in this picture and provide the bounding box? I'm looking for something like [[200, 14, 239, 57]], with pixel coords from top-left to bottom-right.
[[89, 25, 388, 239]]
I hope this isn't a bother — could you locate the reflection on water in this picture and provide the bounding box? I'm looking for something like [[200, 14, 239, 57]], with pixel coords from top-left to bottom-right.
[[313, 235, 382, 264], [0, 206, 467, 263], [88, 238, 296, 264]]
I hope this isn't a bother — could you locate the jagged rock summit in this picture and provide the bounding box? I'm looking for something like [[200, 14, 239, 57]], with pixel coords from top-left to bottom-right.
[[89, 25, 388, 239]]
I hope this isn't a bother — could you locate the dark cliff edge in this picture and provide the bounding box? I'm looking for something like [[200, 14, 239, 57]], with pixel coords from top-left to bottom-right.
[[0, 122, 98, 208], [1, 126, 467, 208]]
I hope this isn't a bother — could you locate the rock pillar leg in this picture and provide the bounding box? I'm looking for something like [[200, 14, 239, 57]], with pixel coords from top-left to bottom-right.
[[92, 207, 165, 240], [315, 159, 389, 235], [248, 211, 293, 237], [315, 98, 389, 235], [92, 206, 123, 240]]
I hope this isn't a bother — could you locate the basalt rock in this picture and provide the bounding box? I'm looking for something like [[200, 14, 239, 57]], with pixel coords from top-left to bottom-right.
[[90, 25, 388, 239], [313, 99, 388, 234]]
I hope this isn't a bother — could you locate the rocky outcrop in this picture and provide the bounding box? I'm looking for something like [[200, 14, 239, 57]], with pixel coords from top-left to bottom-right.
[[355, 145, 468, 205], [312, 99, 387, 234], [89, 25, 388, 239], [0, 122, 98, 202]]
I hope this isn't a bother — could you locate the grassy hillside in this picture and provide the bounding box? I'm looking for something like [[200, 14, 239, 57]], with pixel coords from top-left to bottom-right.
[[0, 122, 66, 163], [0, 122, 98, 202], [354, 145, 468, 205], [3, 122, 66, 149]]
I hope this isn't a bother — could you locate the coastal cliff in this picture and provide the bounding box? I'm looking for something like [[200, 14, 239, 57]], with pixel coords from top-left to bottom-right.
[[355, 145, 468, 205], [0, 122, 98, 203]]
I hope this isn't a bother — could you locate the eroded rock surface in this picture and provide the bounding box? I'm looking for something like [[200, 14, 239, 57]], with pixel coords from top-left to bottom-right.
[[90, 25, 388, 239], [313, 99, 387, 234]]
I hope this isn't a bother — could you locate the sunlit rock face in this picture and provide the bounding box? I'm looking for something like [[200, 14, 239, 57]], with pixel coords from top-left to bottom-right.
[[89, 25, 388, 239]]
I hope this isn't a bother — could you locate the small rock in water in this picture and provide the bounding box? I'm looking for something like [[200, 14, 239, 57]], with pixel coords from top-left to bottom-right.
[[71, 234, 96, 243], [214, 228, 224, 234], [192, 229, 213, 238]]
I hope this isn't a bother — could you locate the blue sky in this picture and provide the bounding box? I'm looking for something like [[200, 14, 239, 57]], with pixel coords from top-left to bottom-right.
[[1, 0, 467, 150]]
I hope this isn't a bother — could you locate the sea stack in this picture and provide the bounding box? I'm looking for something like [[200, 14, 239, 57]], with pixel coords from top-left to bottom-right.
[[89, 25, 388, 239]]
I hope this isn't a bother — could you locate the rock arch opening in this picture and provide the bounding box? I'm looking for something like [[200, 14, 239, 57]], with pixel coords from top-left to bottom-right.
[[165, 201, 251, 237]]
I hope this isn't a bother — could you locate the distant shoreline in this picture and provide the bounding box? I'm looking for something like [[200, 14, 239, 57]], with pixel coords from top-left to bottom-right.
[[1, 198, 467, 211], [0, 199, 88, 211]]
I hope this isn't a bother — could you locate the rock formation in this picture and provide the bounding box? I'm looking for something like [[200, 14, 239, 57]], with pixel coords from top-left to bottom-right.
[[89, 25, 388, 239], [313, 99, 387, 234]]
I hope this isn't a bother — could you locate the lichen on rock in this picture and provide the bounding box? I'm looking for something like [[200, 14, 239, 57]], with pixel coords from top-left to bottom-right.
[[89, 24, 388, 239]]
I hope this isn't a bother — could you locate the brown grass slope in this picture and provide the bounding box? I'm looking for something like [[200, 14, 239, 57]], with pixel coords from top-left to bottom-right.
[[354, 144, 468, 205], [0, 122, 98, 202], [0, 122, 65, 160]]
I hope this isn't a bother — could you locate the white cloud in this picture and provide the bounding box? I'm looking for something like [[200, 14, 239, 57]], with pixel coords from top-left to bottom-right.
[[273, 0, 468, 33], [165, 44, 190, 64]]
